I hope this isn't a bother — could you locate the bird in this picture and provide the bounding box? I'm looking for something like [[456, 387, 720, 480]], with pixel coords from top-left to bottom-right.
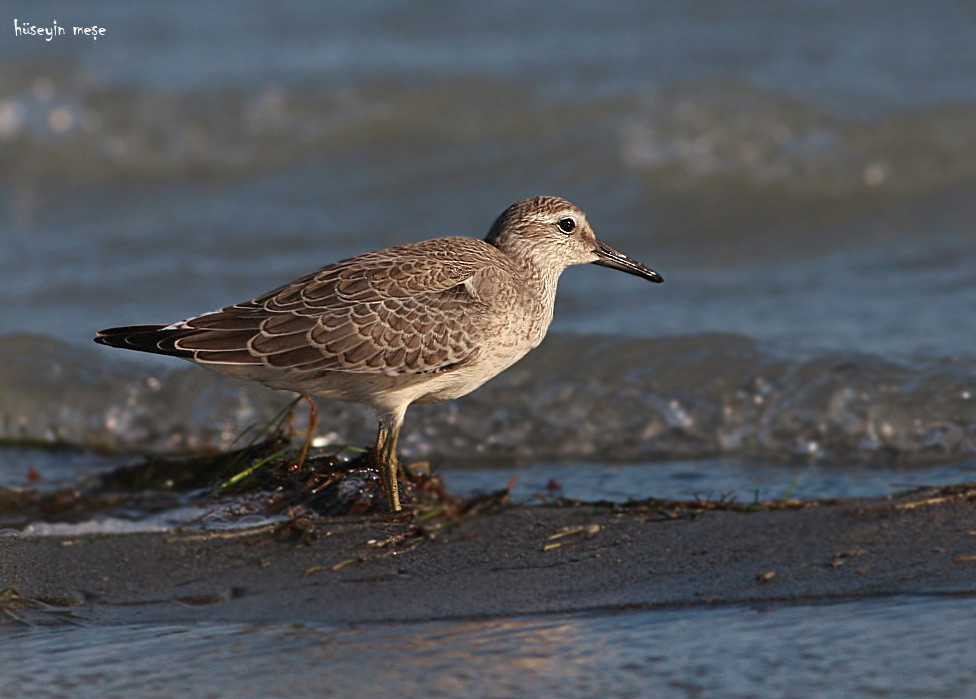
[[95, 196, 663, 511]]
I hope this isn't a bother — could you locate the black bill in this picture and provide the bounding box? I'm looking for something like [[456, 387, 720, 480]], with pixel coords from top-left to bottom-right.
[[592, 242, 663, 283]]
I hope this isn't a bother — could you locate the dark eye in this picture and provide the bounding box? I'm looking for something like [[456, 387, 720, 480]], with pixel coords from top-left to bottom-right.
[[557, 217, 576, 233]]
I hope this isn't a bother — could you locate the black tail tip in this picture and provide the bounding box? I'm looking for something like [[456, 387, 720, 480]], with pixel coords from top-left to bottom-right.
[[93, 324, 172, 352]]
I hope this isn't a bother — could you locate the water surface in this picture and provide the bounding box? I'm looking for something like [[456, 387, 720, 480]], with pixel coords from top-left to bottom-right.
[[2, 2, 975, 696]]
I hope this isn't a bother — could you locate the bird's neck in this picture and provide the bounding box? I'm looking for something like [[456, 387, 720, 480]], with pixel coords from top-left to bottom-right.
[[488, 237, 565, 337], [513, 261, 562, 347], [492, 241, 563, 296], [526, 263, 561, 302]]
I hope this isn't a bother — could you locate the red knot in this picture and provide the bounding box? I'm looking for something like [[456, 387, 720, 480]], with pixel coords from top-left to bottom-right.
[[95, 196, 663, 510]]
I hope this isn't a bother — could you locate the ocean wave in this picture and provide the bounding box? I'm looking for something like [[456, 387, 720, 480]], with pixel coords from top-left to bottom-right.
[[1, 333, 973, 465], [4, 60, 976, 207], [619, 82, 976, 244]]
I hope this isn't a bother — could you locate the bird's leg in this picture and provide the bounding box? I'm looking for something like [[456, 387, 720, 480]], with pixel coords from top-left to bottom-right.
[[373, 415, 403, 512], [293, 392, 318, 469]]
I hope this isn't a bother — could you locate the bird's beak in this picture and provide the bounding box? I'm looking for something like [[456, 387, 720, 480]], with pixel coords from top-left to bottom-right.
[[592, 242, 663, 283]]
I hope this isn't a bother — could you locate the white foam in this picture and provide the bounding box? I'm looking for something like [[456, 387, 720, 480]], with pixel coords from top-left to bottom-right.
[[19, 505, 288, 537]]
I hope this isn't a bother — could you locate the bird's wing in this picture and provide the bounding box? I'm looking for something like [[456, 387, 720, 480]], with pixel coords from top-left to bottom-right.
[[158, 238, 504, 376]]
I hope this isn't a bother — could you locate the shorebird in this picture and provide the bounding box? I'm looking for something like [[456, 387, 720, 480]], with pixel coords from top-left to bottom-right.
[[95, 196, 663, 511]]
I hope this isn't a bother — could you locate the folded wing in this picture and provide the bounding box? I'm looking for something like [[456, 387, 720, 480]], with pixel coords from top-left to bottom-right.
[[95, 238, 504, 376]]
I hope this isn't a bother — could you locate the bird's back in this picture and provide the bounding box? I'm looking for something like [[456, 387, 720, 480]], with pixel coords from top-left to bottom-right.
[[95, 236, 552, 405]]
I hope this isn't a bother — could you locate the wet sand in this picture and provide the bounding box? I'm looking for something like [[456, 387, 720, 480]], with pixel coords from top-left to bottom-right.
[[4, 488, 976, 625]]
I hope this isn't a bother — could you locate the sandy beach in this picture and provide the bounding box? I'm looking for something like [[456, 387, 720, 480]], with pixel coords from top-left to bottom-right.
[[5, 487, 975, 627]]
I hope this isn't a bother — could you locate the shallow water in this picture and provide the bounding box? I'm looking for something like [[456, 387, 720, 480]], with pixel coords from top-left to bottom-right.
[[4, 596, 975, 699], [447, 457, 976, 505], [3, 2, 976, 475], [3, 332, 975, 469], [2, 2, 976, 696]]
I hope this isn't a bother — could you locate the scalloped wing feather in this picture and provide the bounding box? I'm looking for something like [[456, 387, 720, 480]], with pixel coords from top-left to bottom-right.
[[164, 238, 508, 376]]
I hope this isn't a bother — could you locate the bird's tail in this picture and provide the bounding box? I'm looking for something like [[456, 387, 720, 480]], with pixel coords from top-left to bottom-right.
[[94, 325, 195, 358]]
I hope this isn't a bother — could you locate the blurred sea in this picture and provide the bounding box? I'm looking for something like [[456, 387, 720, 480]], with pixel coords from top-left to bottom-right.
[[1, 2, 975, 697]]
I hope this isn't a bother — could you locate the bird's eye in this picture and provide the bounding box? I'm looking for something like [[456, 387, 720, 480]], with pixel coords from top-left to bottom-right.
[[557, 217, 576, 233]]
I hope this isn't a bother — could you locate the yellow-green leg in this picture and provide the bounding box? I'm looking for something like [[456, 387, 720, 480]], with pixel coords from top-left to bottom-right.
[[374, 416, 403, 512]]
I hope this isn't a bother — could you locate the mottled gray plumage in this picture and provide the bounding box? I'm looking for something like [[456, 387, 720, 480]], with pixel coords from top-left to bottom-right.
[[95, 196, 662, 510]]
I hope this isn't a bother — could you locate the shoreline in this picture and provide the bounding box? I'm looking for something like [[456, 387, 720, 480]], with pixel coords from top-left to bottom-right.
[[4, 487, 976, 626]]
